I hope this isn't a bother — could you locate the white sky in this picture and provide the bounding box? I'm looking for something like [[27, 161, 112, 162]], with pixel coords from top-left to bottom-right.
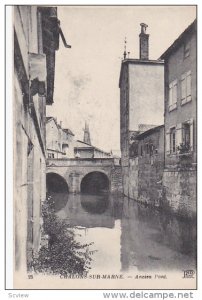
[[46, 5, 196, 153]]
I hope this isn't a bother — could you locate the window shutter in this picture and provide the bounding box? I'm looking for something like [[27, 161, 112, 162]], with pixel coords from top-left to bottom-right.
[[190, 118, 194, 151], [176, 123, 182, 149], [165, 130, 170, 154], [181, 75, 186, 100], [173, 80, 178, 103], [173, 80, 177, 103], [169, 83, 173, 106], [186, 71, 191, 99]]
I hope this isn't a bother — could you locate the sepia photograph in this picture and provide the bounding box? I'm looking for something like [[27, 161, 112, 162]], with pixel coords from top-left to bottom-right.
[[10, 4, 197, 289]]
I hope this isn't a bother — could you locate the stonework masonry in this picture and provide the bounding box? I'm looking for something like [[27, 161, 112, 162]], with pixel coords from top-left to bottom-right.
[[163, 168, 196, 218]]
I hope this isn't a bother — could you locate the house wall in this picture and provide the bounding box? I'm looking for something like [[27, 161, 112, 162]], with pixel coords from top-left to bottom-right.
[[164, 30, 196, 166], [163, 21, 196, 218], [163, 168, 196, 218], [129, 63, 164, 131], [120, 61, 164, 199], [124, 127, 164, 203], [46, 120, 63, 158], [138, 127, 164, 206], [75, 148, 94, 159], [61, 131, 75, 158], [120, 64, 129, 196], [14, 6, 47, 273]]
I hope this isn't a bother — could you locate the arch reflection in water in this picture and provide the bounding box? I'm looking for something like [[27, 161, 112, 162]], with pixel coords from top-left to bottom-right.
[[81, 194, 110, 214], [46, 172, 69, 212], [55, 193, 196, 273], [81, 171, 109, 195]]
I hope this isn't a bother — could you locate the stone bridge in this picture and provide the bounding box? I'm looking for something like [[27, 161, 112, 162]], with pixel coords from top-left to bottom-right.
[[46, 158, 123, 194]]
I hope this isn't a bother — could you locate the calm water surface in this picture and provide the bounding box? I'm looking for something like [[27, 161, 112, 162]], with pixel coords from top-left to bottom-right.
[[51, 192, 196, 274]]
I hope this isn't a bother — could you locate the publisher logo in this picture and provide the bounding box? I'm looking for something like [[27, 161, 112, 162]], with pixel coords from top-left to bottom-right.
[[183, 270, 195, 279]]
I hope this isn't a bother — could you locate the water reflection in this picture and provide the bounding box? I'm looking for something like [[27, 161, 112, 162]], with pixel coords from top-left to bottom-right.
[[51, 192, 196, 273], [81, 194, 110, 214], [47, 192, 69, 212]]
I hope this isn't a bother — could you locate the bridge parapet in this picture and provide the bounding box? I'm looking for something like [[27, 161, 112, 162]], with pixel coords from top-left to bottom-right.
[[47, 158, 115, 167]]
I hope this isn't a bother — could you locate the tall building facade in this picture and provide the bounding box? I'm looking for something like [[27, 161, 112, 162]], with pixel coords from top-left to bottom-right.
[[160, 20, 197, 217], [14, 6, 67, 274], [119, 24, 164, 198]]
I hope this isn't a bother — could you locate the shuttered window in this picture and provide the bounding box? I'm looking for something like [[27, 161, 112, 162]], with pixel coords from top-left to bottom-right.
[[170, 128, 176, 153], [181, 71, 192, 104], [181, 75, 186, 100], [165, 130, 170, 154], [168, 80, 178, 111], [176, 123, 182, 149]]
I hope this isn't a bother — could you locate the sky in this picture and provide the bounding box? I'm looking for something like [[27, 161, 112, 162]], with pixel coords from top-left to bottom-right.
[[46, 5, 196, 153]]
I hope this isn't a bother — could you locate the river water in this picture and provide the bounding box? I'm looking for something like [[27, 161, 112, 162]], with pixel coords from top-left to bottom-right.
[[51, 192, 196, 275]]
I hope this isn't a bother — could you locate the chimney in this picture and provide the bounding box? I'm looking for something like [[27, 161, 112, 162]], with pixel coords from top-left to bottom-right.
[[139, 23, 149, 60]]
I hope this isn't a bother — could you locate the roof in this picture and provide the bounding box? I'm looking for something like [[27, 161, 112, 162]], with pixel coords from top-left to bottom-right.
[[47, 148, 65, 154], [75, 140, 111, 156], [136, 125, 164, 140], [46, 117, 74, 135], [63, 128, 74, 136], [119, 58, 164, 88], [46, 116, 53, 122], [160, 19, 196, 60], [75, 140, 94, 149], [46, 116, 58, 128]]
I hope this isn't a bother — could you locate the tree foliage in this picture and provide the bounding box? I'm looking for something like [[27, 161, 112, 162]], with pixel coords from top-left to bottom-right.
[[31, 197, 93, 276]]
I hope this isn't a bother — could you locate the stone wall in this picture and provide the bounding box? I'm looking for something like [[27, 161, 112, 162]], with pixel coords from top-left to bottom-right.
[[122, 126, 164, 205], [111, 166, 123, 194], [138, 156, 164, 206], [163, 167, 196, 218]]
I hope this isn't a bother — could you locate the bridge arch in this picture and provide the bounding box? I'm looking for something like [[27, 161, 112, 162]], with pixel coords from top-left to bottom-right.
[[46, 172, 69, 193], [80, 171, 110, 195]]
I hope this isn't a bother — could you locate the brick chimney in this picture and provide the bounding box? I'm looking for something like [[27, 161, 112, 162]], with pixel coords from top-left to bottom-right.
[[139, 23, 149, 60]]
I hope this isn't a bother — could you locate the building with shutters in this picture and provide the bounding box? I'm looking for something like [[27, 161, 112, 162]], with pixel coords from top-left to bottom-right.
[[14, 6, 70, 275], [160, 19, 197, 217]]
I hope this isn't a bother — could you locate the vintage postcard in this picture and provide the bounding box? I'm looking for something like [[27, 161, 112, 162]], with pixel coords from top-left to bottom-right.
[[11, 5, 197, 289]]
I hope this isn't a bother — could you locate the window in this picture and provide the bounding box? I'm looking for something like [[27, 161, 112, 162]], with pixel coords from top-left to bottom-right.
[[177, 121, 192, 153], [166, 121, 194, 156], [149, 144, 154, 156], [129, 142, 138, 158], [140, 145, 143, 156], [168, 80, 178, 111], [183, 123, 190, 146], [181, 71, 191, 105], [146, 143, 150, 155], [170, 127, 176, 153]]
